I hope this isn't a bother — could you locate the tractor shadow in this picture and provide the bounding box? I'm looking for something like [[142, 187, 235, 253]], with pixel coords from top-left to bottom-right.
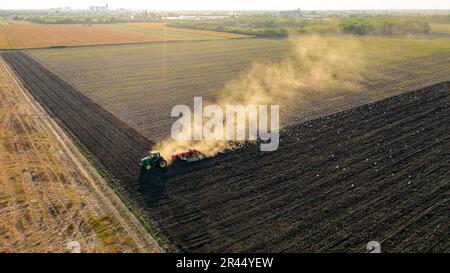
[[138, 169, 168, 208], [136, 157, 218, 208]]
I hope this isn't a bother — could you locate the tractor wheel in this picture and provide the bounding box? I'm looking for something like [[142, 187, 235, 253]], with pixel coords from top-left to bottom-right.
[[159, 159, 168, 168], [145, 165, 151, 171]]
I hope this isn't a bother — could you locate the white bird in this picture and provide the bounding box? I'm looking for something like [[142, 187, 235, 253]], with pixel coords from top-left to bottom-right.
[[67, 241, 81, 253], [367, 241, 381, 253]]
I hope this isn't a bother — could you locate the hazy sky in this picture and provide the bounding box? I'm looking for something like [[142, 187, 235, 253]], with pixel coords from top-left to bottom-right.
[[1, 0, 450, 11]]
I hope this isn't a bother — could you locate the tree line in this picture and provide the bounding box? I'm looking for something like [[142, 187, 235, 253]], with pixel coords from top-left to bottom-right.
[[169, 16, 434, 37]]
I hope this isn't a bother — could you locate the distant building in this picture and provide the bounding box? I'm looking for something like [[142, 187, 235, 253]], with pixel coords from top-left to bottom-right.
[[280, 9, 301, 18], [51, 7, 72, 12], [89, 4, 108, 13]]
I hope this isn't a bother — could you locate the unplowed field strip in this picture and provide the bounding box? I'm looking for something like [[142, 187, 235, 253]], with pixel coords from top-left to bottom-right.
[[3, 52, 449, 252]]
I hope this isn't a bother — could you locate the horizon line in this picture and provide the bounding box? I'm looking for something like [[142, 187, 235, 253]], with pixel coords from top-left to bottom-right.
[[1, 8, 450, 11]]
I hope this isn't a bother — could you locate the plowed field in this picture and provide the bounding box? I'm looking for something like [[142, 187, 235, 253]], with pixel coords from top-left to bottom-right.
[[3, 52, 449, 252]]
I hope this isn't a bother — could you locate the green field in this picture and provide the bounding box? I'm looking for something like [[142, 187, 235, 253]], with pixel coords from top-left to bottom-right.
[[103, 23, 246, 41], [0, 17, 10, 26], [29, 36, 450, 140]]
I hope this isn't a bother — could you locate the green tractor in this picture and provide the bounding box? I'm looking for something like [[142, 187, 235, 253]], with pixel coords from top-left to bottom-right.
[[140, 151, 168, 171]]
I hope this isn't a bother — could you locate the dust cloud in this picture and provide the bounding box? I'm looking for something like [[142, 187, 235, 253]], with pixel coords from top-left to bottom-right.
[[154, 35, 367, 163]]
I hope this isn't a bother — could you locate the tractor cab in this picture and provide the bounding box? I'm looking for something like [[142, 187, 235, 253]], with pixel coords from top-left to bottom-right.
[[140, 151, 168, 171]]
